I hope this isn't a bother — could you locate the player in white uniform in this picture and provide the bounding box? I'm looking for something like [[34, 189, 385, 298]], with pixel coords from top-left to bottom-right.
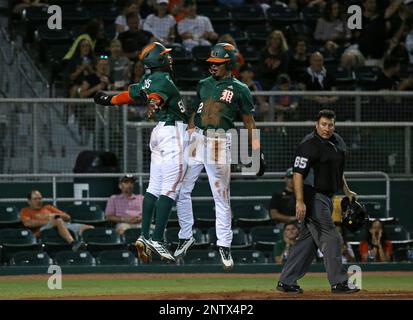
[[94, 42, 188, 263], [173, 43, 265, 270]]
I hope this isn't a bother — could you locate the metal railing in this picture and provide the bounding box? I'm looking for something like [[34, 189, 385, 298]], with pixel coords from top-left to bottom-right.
[[0, 171, 391, 216]]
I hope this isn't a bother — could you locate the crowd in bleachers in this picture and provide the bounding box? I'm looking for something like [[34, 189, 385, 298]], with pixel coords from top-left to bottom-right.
[[7, 0, 413, 122]]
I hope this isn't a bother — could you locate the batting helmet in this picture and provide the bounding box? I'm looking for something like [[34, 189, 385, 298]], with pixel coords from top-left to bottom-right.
[[139, 42, 172, 69], [206, 43, 237, 70], [341, 197, 369, 232]]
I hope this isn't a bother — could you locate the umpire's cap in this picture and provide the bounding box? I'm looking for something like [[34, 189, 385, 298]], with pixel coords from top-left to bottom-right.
[[341, 196, 368, 232]]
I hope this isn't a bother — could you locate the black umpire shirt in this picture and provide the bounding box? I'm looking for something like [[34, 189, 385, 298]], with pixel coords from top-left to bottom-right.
[[293, 130, 346, 198]]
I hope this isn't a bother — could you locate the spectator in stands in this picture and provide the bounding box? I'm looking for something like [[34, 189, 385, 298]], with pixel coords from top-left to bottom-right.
[[109, 39, 131, 91], [405, 16, 413, 64], [239, 64, 269, 121], [128, 60, 145, 87], [269, 168, 297, 228], [20, 190, 93, 251], [374, 56, 413, 90], [177, 0, 218, 51], [80, 55, 114, 98], [340, 48, 365, 73], [270, 74, 299, 122], [105, 175, 143, 235], [355, 0, 403, 63], [217, 34, 245, 78], [273, 222, 299, 264], [126, 61, 147, 120], [360, 219, 393, 262], [218, 0, 245, 6], [258, 30, 289, 90], [143, 0, 176, 45], [296, 0, 326, 10], [169, 0, 187, 22], [118, 13, 154, 60], [288, 36, 309, 82], [115, 0, 145, 35], [314, 0, 350, 44], [65, 38, 95, 98], [12, 0, 47, 16], [299, 51, 338, 105]]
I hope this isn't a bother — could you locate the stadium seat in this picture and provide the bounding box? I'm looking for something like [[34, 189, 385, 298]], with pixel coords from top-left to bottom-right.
[[231, 5, 266, 25], [0, 228, 42, 263], [60, 4, 90, 27], [166, 205, 179, 228], [231, 227, 251, 249], [174, 63, 206, 90], [170, 45, 193, 65], [165, 227, 180, 246], [10, 251, 53, 266], [192, 228, 209, 249], [244, 24, 273, 47], [384, 225, 409, 241], [267, 5, 301, 25], [213, 24, 248, 45], [197, 5, 231, 24], [193, 202, 216, 229], [232, 202, 271, 229], [250, 226, 282, 251], [238, 45, 260, 64], [231, 250, 266, 264], [206, 227, 217, 245], [81, 227, 125, 253], [86, 4, 120, 24], [55, 250, 96, 266], [123, 228, 141, 244], [184, 250, 220, 264], [66, 203, 106, 225], [40, 227, 77, 256], [0, 205, 21, 228], [35, 26, 72, 45], [362, 202, 385, 218], [97, 250, 138, 266]]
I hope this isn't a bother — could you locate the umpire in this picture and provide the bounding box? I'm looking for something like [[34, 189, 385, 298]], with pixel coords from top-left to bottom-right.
[[276, 109, 360, 294]]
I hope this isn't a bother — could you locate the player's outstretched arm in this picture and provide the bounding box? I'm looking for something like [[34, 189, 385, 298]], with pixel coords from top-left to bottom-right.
[[94, 91, 133, 106]]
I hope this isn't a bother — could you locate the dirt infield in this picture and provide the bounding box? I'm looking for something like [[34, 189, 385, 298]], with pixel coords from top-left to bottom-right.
[[53, 290, 413, 300]]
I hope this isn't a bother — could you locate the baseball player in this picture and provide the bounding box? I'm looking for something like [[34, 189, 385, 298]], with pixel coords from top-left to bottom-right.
[[173, 43, 265, 270], [94, 42, 188, 263], [276, 109, 359, 293]]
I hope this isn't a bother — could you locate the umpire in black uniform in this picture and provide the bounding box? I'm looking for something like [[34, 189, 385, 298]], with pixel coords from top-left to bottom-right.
[[276, 109, 360, 294]]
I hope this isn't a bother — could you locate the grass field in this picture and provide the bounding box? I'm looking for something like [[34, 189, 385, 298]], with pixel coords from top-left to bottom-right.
[[0, 272, 412, 299]]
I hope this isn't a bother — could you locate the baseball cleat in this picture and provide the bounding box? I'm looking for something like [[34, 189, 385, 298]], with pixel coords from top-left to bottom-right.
[[218, 246, 234, 271], [147, 239, 176, 262], [135, 236, 152, 263], [174, 236, 195, 258], [276, 281, 303, 293], [331, 281, 360, 294]]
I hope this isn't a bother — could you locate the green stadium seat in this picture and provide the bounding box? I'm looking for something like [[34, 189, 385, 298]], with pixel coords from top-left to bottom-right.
[[40, 228, 77, 256], [231, 228, 251, 250], [81, 227, 125, 253], [123, 228, 141, 244], [384, 225, 409, 241], [184, 250, 220, 265], [55, 251, 96, 266], [250, 226, 282, 251], [206, 227, 217, 245], [66, 204, 106, 225], [0, 228, 42, 263], [193, 202, 216, 229], [363, 202, 385, 218], [232, 203, 271, 229], [0, 205, 21, 228], [192, 228, 209, 249], [165, 227, 180, 246], [10, 251, 52, 266], [166, 206, 179, 228], [231, 250, 266, 264], [97, 250, 138, 266]]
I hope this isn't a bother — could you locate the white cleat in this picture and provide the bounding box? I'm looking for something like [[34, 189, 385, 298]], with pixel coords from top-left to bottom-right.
[[147, 239, 176, 262], [218, 246, 234, 271], [174, 236, 195, 258]]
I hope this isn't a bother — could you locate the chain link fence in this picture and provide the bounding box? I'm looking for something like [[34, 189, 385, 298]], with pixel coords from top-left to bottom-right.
[[0, 91, 412, 176]]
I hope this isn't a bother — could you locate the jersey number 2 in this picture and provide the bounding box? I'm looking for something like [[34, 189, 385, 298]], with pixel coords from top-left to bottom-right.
[[294, 157, 308, 169]]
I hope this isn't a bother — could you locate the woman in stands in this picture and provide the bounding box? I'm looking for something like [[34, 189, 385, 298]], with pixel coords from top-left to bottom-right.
[[359, 219, 393, 262]]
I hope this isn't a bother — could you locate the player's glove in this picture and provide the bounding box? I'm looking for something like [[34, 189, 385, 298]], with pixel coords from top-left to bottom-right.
[[256, 151, 266, 177], [94, 91, 114, 106]]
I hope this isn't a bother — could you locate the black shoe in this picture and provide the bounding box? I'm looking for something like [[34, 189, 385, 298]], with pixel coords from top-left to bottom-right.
[[276, 281, 303, 293], [72, 240, 86, 252], [331, 281, 360, 294]]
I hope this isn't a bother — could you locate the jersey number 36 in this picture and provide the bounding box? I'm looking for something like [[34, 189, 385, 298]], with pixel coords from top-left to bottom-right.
[[294, 156, 308, 169]]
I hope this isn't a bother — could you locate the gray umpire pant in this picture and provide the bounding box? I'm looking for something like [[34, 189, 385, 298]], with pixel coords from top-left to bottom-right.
[[279, 193, 348, 286]]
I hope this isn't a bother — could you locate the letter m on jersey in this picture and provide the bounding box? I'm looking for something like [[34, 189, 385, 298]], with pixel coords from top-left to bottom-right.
[[220, 89, 234, 103]]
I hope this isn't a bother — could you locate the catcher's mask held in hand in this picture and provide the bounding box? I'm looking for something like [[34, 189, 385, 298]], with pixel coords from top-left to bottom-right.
[[341, 196, 369, 232]]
